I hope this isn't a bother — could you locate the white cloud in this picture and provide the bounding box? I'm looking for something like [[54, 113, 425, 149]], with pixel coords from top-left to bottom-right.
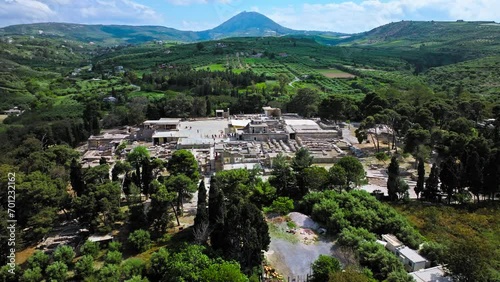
[[0, 0, 164, 27], [0, 0, 56, 26], [267, 0, 500, 33]]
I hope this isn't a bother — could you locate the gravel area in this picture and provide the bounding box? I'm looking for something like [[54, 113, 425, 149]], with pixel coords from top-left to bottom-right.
[[265, 213, 337, 280], [288, 212, 320, 230], [266, 237, 333, 279]]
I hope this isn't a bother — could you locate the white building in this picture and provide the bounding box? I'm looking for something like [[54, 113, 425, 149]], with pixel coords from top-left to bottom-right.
[[397, 246, 428, 272]]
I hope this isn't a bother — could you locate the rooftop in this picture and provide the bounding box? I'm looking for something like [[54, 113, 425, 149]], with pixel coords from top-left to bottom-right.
[[88, 234, 113, 242], [144, 118, 182, 125], [152, 131, 181, 138], [178, 138, 215, 146], [284, 119, 322, 131], [223, 163, 261, 170], [382, 234, 404, 247], [398, 246, 427, 263], [89, 133, 129, 140], [230, 119, 251, 127]]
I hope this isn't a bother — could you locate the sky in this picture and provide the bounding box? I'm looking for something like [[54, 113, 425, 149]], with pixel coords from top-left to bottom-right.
[[1, 0, 499, 33]]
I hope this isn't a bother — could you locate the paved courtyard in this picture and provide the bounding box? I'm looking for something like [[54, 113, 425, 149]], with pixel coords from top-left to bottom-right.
[[178, 119, 230, 141]]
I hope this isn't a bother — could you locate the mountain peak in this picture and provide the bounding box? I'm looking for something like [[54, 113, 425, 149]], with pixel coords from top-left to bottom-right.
[[205, 11, 291, 38]]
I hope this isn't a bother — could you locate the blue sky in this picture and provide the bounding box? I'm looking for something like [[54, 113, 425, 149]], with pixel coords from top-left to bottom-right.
[[1, 0, 499, 33]]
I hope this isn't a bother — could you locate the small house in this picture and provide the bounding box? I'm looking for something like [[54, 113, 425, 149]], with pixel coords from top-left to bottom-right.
[[381, 234, 403, 254], [397, 246, 428, 272]]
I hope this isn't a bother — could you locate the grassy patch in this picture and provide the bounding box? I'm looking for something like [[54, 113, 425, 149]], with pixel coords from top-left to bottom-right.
[[317, 68, 356, 78], [196, 64, 226, 72], [268, 222, 299, 244], [128, 91, 166, 100]]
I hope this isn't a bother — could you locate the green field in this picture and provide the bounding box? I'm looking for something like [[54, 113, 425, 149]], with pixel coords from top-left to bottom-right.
[[317, 68, 356, 78]]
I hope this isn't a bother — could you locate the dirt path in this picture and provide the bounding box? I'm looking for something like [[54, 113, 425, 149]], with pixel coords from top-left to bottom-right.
[[288, 76, 300, 88]]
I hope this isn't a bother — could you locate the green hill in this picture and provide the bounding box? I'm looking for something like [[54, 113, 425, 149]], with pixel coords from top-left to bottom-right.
[[0, 23, 202, 45], [425, 56, 500, 96], [342, 21, 500, 52]]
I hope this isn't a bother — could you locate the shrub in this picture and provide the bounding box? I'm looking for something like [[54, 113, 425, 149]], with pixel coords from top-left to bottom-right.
[[74, 255, 94, 277], [420, 242, 445, 266], [269, 197, 294, 215], [99, 264, 121, 282], [108, 241, 122, 252], [375, 152, 390, 162], [53, 245, 75, 265], [27, 251, 49, 270], [105, 250, 123, 265], [46, 261, 68, 282], [337, 227, 377, 248], [311, 255, 342, 282], [80, 241, 100, 258], [121, 258, 146, 279], [21, 267, 43, 282], [128, 229, 152, 253]]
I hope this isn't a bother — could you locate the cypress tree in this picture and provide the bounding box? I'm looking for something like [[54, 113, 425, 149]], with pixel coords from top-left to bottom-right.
[[387, 156, 400, 201], [424, 163, 440, 202], [415, 157, 425, 199], [194, 180, 208, 228], [208, 177, 225, 226], [70, 158, 84, 196]]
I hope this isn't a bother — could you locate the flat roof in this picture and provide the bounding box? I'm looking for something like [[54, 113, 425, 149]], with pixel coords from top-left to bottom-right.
[[410, 266, 453, 282], [178, 138, 215, 145], [88, 234, 113, 242], [223, 163, 260, 170], [398, 246, 427, 263], [231, 120, 251, 127], [284, 119, 322, 131], [250, 123, 268, 127], [152, 131, 181, 138], [144, 118, 181, 125], [89, 133, 129, 140], [382, 234, 404, 247]]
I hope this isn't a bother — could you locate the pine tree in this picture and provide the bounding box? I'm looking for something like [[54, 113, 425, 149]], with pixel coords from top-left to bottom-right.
[[415, 157, 425, 199], [424, 163, 440, 202], [387, 156, 400, 201]]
